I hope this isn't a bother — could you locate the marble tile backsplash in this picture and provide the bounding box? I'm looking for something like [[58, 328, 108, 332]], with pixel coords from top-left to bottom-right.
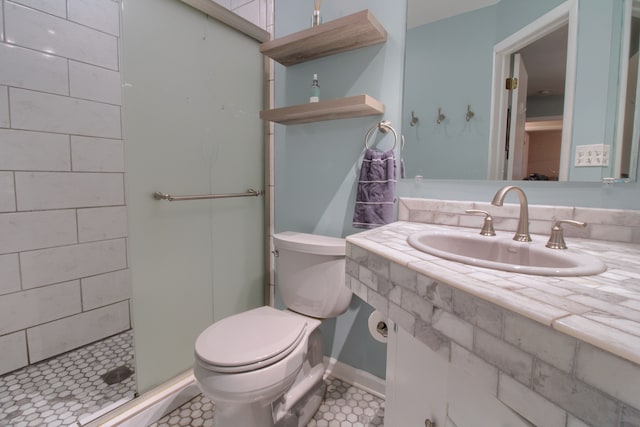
[[399, 197, 640, 243]]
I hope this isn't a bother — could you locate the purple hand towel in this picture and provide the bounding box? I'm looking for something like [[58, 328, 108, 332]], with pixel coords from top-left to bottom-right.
[[353, 148, 397, 229]]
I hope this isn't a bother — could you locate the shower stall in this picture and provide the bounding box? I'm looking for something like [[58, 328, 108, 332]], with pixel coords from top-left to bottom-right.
[[0, 0, 267, 424]]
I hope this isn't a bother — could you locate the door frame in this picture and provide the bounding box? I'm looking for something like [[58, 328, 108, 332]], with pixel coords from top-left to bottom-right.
[[507, 53, 529, 180], [487, 0, 578, 181], [614, 0, 640, 180]]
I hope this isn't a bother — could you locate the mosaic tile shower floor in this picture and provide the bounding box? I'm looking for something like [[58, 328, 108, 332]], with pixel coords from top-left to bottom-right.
[[0, 330, 135, 427], [149, 376, 385, 427]]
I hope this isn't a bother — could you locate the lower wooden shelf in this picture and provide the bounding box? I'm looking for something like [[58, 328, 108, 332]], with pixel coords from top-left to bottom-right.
[[260, 94, 384, 125]]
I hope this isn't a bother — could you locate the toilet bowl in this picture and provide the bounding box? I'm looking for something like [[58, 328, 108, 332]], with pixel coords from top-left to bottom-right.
[[193, 232, 351, 427]]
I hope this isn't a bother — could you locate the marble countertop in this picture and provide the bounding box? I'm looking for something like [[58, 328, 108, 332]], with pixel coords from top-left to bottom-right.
[[347, 221, 640, 365]]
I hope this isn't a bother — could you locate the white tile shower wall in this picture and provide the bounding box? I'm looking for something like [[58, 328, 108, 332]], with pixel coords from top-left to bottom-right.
[[26, 300, 131, 363], [0, 0, 129, 375], [0, 254, 20, 296], [0, 172, 16, 212], [230, 0, 270, 31], [0, 129, 71, 171], [10, 0, 67, 18], [0, 86, 9, 128], [0, 332, 28, 375]]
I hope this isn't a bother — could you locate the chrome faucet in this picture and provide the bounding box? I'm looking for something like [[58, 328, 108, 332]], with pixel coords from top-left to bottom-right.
[[491, 186, 532, 242]]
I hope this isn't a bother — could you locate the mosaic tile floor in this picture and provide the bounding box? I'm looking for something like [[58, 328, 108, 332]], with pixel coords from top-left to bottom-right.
[[149, 376, 385, 427], [0, 330, 136, 427]]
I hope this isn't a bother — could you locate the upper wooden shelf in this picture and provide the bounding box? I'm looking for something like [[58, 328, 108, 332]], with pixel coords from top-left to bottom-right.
[[260, 10, 387, 66], [260, 94, 384, 125]]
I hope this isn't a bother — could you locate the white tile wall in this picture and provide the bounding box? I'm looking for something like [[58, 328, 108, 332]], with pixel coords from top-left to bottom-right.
[[20, 238, 127, 289], [0, 43, 69, 95], [10, 88, 122, 138], [0, 280, 81, 335], [575, 343, 640, 410], [71, 136, 124, 172], [230, 0, 253, 8], [0, 0, 129, 370], [26, 301, 130, 363], [77, 206, 127, 242], [503, 313, 577, 374], [0, 129, 71, 171], [567, 415, 590, 427], [0, 210, 77, 254], [81, 269, 131, 311], [0, 172, 16, 212], [498, 373, 567, 427], [15, 172, 124, 210], [0, 254, 21, 295], [233, 0, 262, 28], [4, 2, 119, 70], [213, 0, 231, 9], [10, 0, 67, 18], [0, 332, 28, 375], [67, 0, 120, 36], [0, 85, 9, 127], [69, 61, 122, 105]]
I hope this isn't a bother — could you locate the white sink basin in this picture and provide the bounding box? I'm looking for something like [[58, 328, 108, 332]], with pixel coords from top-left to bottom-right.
[[407, 230, 607, 276]]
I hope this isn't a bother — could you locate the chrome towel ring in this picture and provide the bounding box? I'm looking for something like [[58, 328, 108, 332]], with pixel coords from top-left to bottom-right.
[[364, 120, 398, 150]]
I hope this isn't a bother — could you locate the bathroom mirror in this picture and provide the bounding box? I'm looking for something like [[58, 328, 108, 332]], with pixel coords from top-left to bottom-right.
[[401, 0, 638, 182]]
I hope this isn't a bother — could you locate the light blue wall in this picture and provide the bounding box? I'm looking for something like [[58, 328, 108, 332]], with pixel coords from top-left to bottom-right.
[[274, 1, 407, 379], [527, 95, 565, 118], [570, 0, 620, 181], [402, 7, 495, 179], [495, 0, 565, 40]]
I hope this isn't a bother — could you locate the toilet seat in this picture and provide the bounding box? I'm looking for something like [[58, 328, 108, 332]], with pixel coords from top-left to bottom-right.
[[195, 306, 308, 374]]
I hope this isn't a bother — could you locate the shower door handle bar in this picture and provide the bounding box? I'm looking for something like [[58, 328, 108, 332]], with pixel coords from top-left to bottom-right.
[[153, 188, 264, 202]]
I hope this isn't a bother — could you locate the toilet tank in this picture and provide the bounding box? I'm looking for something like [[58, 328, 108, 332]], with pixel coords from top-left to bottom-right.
[[273, 232, 352, 318]]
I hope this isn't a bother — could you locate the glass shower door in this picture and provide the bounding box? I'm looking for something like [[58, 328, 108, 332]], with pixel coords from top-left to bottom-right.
[[122, 0, 264, 393]]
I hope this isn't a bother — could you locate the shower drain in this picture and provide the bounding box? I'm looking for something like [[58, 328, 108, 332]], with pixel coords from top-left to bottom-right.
[[101, 365, 135, 385]]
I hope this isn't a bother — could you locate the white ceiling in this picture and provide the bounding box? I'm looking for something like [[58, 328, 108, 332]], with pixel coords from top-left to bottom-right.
[[406, 0, 499, 29]]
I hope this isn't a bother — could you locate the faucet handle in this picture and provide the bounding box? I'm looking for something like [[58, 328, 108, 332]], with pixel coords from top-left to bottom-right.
[[465, 209, 496, 236], [545, 220, 587, 249]]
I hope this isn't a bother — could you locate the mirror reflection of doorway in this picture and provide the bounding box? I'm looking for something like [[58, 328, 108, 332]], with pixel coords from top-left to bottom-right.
[[489, 1, 577, 182], [505, 24, 568, 181]]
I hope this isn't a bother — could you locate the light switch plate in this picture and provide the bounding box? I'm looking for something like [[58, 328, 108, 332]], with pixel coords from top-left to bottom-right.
[[575, 144, 610, 167]]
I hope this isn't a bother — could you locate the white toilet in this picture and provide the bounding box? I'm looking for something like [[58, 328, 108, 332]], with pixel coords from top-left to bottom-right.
[[193, 231, 352, 427]]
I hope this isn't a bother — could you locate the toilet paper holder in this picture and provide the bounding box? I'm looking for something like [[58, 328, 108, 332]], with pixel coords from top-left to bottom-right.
[[376, 321, 388, 338]]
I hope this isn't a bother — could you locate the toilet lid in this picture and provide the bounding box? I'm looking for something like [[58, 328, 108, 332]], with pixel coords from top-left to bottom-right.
[[195, 306, 308, 373]]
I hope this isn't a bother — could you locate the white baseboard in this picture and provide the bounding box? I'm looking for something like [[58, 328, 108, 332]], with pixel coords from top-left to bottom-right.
[[82, 370, 200, 427], [323, 357, 386, 399]]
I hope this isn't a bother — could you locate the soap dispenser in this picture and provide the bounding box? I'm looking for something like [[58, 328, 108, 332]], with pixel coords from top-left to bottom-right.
[[310, 74, 320, 103]]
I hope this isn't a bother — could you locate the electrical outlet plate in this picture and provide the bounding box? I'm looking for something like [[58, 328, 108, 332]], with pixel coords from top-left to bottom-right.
[[575, 144, 610, 167]]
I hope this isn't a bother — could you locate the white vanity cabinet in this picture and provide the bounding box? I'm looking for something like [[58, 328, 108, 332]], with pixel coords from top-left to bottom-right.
[[384, 322, 448, 426], [385, 323, 532, 427]]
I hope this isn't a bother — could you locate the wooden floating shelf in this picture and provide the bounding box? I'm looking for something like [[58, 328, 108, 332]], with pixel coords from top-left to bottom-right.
[[260, 10, 387, 66], [260, 95, 384, 125]]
